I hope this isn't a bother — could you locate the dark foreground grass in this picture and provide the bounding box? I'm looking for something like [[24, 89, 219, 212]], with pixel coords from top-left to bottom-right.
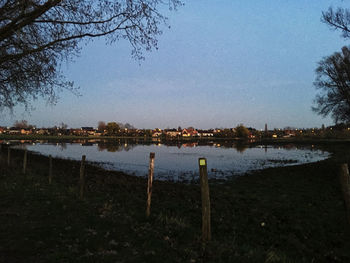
[[0, 147, 350, 262]]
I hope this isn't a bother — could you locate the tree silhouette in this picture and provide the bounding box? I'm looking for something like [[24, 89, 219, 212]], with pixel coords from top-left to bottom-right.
[[235, 124, 250, 138], [322, 7, 350, 39], [98, 121, 106, 132], [14, 119, 29, 129], [106, 122, 120, 135], [313, 6, 350, 123], [0, 0, 181, 110], [313, 46, 350, 123]]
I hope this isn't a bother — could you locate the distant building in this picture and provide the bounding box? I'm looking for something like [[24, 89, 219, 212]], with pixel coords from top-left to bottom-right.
[[166, 130, 181, 137], [81, 127, 96, 136], [152, 131, 163, 138], [8, 127, 21, 134], [71, 129, 83, 136], [36, 129, 49, 135], [20, 129, 32, 135], [182, 128, 199, 137], [199, 130, 214, 137]]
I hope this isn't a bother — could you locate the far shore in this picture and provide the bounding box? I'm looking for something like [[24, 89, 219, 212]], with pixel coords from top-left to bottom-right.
[[1, 134, 350, 145]]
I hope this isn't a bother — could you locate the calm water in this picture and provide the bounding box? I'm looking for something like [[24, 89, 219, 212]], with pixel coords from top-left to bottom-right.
[[11, 140, 329, 181]]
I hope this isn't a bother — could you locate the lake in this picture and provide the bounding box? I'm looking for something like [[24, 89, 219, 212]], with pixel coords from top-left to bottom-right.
[[10, 139, 329, 181]]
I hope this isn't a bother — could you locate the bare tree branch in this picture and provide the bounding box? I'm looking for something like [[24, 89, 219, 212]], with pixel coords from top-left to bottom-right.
[[0, 0, 182, 110], [313, 47, 350, 123]]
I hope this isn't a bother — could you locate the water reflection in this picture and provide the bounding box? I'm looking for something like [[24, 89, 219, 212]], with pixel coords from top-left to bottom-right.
[[5, 139, 329, 181], [88, 140, 251, 152], [59, 143, 67, 150], [2, 138, 328, 154]]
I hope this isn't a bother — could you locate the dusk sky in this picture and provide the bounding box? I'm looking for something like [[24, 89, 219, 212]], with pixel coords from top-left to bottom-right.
[[1, 0, 348, 130]]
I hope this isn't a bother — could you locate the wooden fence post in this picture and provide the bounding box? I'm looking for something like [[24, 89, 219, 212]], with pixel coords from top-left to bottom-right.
[[49, 155, 53, 184], [146, 152, 155, 217], [339, 163, 350, 224], [80, 155, 86, 199], [22, 149, 27, 175], [7, 147, 10, 166], [199, 157, 211, 243]]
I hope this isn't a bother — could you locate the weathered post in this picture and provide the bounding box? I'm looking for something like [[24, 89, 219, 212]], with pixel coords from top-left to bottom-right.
[[146, 152, 155, 217], [79, 155, 86, 199], [22, 149, 27, 175], [198, 157, 211, 243], [49, 155, 53, 184], [339, 163, 350, 224], [7, 147, 10, 166]]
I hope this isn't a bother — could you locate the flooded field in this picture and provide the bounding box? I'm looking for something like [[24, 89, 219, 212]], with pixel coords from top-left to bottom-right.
[[9, 139, 329, 181]]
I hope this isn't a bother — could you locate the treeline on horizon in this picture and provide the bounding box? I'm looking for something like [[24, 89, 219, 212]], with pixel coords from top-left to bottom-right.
[[1, 120, 350, 139]]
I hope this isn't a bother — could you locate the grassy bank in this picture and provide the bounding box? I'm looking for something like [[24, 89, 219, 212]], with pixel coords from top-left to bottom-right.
[[0, 146, 350, 262]]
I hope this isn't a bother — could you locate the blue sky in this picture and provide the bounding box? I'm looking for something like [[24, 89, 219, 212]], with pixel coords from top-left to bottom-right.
[[1, 0, 348, 129]]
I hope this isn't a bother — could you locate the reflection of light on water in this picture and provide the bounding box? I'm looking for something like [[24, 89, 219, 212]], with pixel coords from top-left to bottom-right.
[[11, 140, 330, 182]]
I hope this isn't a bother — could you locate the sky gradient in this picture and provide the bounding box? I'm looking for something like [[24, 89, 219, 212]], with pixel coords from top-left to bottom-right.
[[1, 0, 348, 129]]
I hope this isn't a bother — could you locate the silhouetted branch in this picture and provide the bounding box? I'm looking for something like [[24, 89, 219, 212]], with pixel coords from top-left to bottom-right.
[[0, 0, 182, 110]]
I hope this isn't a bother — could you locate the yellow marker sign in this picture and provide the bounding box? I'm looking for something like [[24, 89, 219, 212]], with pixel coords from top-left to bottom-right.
[[199, 159, 206, 166]]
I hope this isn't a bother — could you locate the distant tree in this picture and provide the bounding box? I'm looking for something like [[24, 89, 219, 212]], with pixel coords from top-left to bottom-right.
[[0, 0, 182, 110], [106, 122, 120, 136], [57, 122, 68, 134], [98, 121, 106, 132], [235, 124, 250, 138], [59, 122, 68, 129], [14, 120, 29, 129], [145, 129, 152, 137], [313, 46, 350, 123], [124, 123, 135, 129], [220, 128, 234, 138]]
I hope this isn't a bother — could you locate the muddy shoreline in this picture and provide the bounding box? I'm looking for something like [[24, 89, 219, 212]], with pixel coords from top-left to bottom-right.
[[1, 144, 350, 262]]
